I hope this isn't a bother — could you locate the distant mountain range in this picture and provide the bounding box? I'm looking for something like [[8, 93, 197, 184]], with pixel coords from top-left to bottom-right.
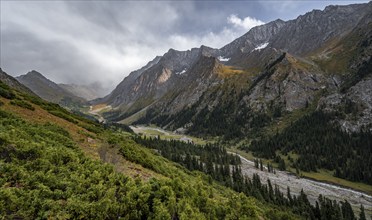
[[14, 70, 103, 108], [96, 2, 371, 136], [58, 83, 102, 101]]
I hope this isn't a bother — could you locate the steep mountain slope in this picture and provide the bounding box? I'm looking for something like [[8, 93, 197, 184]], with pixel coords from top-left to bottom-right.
[[92, 2, 372, 189], [100, 46, 219, 121], [16, 70, 86, 107], [0, 71, 304, 219], [100, 2, 371, 127], [220, 19, 286, 69], [316, 9, 372, 132], [97, 56, 162, 106]]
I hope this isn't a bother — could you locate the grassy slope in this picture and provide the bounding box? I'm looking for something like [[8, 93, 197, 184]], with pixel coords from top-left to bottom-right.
[[0, 83, 299, 219]]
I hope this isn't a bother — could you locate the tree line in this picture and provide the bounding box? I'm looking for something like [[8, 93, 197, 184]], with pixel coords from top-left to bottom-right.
[[134, 136, 367, 220], [244, 111, 372, 184]]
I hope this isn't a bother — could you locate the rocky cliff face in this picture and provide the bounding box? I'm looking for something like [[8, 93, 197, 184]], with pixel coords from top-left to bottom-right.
[[100, 56, 162, 106], [242, 53, 328, 112], [317, 10, 372, 132], [99, 2, 372, 134], [153, 55, 222, 114], [101, 45, 220, 114]]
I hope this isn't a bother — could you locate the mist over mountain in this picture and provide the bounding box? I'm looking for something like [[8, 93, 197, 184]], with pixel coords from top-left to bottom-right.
[[1, 0, 366, 93], [59, 83, 105, 101]]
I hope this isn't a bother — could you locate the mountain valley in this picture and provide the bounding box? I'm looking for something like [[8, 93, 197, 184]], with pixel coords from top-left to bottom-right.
[[1, 1, 372, 219]]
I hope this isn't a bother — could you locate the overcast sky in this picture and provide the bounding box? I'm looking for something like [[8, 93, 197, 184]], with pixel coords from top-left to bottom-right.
[[0, 0, 368, 95]]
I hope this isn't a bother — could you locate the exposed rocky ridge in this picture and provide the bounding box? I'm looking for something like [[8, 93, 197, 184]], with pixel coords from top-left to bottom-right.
[[271, 3, 370, 56], [242, 53, 328, 112], [220, 19, 286, 64], [98, 56, 162, 106], [101, 46, 219, 113], [150, 56, 222, 115], [16, 70, 85, 106]]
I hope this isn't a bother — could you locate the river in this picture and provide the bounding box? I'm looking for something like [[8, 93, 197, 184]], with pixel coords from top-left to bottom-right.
[[131, 125, 372, 215]]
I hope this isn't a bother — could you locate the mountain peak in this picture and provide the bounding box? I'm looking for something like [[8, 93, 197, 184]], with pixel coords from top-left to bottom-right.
[[16, 70, 86, 104], [273, 18, 284, 23], [0, 68, 37, 96], [24, 70, 45, 79], [167, 48, 177, 53]]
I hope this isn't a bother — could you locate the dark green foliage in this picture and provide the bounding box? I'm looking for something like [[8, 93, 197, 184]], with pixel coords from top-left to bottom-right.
[[359, 205, 366, 220], [48, 110, 79, 124], [278, 159, 286, 171], [254, 158, 259, 169], [341, 200, 356, 220], [340, 27, 372, 93], [260, 159, 263, 171], [138, 100, 271, 140], [135, 84, 271, 140], [20, 93, 104, 134], [0, 82, 16, 100], [0, 109, 274, 219], [0, 87, 16, 100], [244, 111, 372, 184], [103, 122, 134, 133], [71, 110, 100, 123], [24, 93, 95, 124], [80, 123, 104, 134], [10, 100, 35, 111], [134, 136, 241, 178], [102, 110, 132, 122], [135, 136, 359, 220]]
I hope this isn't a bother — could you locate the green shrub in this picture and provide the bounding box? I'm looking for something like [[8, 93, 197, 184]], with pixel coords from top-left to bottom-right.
[[0, 87, 16, 99], [10, 99, 35, 110], [48, 110, 79, 124]]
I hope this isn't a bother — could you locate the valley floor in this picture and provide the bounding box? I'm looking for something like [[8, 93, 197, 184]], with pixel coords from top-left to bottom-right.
[[234, 152, 372, 217], [131, 125, 372, 216]]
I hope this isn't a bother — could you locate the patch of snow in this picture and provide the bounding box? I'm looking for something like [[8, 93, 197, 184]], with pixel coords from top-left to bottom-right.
[[175, 69, 187, 75], [253, 42, 269, 51], [218, 56, 230, 62]]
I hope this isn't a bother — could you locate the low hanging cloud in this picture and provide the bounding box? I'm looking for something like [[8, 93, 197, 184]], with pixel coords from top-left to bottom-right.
[[0, 1, 264, 95], [227, 15, 265, 30], [169, 14, 264, 51], [1, 1, 363, 95]]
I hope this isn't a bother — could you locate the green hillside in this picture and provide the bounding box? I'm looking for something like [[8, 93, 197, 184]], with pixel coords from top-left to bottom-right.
[[0, 79, 299, 219]]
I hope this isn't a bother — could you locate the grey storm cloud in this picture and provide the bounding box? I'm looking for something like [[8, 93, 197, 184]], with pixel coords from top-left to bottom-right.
[[0, 0, 367, 96]]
